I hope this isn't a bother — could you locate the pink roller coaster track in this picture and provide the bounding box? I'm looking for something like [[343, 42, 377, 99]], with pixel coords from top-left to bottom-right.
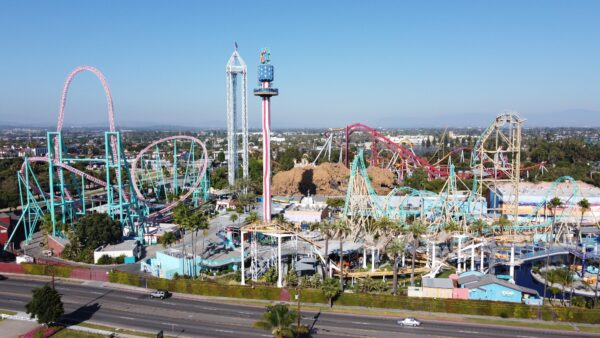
[[26, 66, 207, 219]]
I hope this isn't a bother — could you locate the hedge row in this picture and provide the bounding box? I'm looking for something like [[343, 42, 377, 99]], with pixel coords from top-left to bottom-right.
[[146, 277, 284, 301], [108, 271, 141, 287], [108, 271, 600, 324], [21, 263, 73, 278]]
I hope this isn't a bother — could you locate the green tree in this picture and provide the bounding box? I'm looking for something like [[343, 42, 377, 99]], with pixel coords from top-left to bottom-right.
[[332, 220, 351, 290], [325, 198, 345, 209], [230, 212, 239, 225], [73, 213, 122, 250], [408, 220, 427, 286], [159, 231, 177, 248], [386, 238, 407, 295], [312, 221, 334, 277], [286, 268, 298, 287], [404, 168, 428, 190], [25, 284, 64, 326], [253, 304, 300, 338], [245, 211, 259, 225], [577, 198, 590, 227], [321, 277, 340, 307]]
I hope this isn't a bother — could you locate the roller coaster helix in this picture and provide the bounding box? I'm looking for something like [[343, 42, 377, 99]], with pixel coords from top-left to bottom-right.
[[4, 66, 210, 250]]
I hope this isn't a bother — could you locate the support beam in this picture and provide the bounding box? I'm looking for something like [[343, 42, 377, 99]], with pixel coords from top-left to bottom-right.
[[480, 245, 485, 272], [371, 247, 376, 272], [240, 231, 246, 285], [457, 237, 462, 273], [277, 235, 282, 288], [471, 245, 475, 271], [509, 244, 515, 280]]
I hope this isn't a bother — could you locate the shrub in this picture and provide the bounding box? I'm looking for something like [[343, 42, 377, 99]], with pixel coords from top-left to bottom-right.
[[97, 255, 113, 265], [108, 271, 141, 286]]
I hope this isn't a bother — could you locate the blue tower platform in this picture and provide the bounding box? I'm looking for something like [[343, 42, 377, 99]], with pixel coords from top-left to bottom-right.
[[254, 50, 278, 97]]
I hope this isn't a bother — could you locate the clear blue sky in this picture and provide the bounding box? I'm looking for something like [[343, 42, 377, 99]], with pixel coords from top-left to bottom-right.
[[1, 1, 599, 129]]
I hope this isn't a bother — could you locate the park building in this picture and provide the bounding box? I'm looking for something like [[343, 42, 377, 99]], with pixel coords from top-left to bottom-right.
[[491, 181, 600, 224]]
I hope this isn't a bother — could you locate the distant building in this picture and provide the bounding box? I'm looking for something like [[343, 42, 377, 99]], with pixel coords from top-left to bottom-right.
[[283, 196, 329, 224], [93, 240, 141, 264], [462, 274, 541, 304], [492, 181, 600, 224], [409, 271, 542, 305]]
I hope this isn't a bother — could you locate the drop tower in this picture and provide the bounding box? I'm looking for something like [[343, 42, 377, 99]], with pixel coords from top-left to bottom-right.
[[254, 49, 278, 223]]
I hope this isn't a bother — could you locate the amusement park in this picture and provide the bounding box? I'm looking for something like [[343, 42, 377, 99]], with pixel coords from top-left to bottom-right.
[[0, 46, 600, 337]]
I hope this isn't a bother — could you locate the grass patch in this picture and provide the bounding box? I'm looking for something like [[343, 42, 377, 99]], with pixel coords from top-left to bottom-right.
[[0, 309, 17, 315], [75, 322, 176, 338], [52, 329, 107, 338], [468, 318, 575, 331], [578, 326, 600, 333], [437, 269, 456, 278]]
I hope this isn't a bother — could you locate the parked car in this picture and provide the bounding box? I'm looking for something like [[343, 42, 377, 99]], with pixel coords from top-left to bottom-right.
[[397, 317, 421, 327], [150, 290, 170, 299]]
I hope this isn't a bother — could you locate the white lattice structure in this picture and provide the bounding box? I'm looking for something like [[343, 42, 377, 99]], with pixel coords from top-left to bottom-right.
[[226, 45, 248, 185]]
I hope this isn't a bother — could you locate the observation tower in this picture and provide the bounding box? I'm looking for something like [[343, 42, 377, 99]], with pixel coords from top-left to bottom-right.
[[254, 49, 278, 223], [226, 43, 249, 186]]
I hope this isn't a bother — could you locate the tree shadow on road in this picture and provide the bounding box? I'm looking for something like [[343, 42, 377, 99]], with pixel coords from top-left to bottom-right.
[[60, 302, 101, 327]]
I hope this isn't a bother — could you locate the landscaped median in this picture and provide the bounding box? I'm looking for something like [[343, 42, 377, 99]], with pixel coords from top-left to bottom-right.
[[107, 271, 600, 324]]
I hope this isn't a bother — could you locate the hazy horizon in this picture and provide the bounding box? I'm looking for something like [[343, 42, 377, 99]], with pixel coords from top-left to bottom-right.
[[1, 1, 600, 129]]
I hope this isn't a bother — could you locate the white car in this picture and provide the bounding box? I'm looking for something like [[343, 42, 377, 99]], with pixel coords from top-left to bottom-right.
[[397, 317, 421, 327], [150, 290, 169, 299]]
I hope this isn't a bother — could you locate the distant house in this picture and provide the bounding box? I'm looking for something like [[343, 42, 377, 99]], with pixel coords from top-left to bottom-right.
[[421, 278, 454, 299], [0, 213, 11, 247]]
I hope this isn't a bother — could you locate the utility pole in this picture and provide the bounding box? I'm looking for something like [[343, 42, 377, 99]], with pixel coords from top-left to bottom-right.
[[296, 287, 301, 338]]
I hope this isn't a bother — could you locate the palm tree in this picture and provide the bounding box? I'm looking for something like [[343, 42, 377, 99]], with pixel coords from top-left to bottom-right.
[[469, 219, 487, 237], [321, 277, 340, 307], [386, 238, 407, 295], [549, 197, 562, 242], [444, 220, 460, 234], [312, 221, 334, 276], [577, 198, 590, 228], [253, 304, 297, 338], [332, 219, 351, 290], [230, 212, 239, 225], [366, 217, 394, 270], [408, 220, 427, 286], [159, 232, 177, 248], [245, 211, 259, 225]]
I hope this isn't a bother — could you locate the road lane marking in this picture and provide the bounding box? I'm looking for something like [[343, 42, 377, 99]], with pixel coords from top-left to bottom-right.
[[459, 330, 480, 334], [351, 321, 370, 325], [214, 329, 234, 333]]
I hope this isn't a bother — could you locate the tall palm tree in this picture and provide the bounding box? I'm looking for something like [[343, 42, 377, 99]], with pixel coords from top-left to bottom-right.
[[332, 219, 351, 290], [386, 237, 407, 295], [253, 304, 297, 338], [312, 221, 334, 277], [549, 197, 562, 242], [408, 220, 427, 286], [577, 198, 590, 229], [364, 217, 387, 270]]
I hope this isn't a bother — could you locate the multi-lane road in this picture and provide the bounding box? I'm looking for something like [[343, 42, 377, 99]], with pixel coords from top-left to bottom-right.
[[0, 276, 595, 338]]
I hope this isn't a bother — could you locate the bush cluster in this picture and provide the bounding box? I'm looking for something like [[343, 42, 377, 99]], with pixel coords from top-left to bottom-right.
[[21, 263, 72, 278], [96, 255, 125, 265]]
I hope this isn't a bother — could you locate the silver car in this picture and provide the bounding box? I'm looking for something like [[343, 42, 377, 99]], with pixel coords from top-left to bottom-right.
[[397, 317, 421, 327]]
